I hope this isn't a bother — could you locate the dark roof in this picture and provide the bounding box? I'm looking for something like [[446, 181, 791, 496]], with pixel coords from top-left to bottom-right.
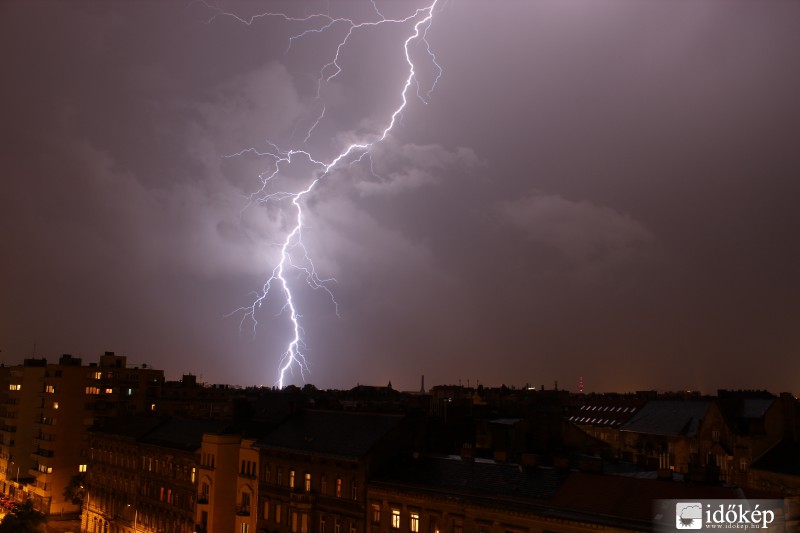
[[551, 471, 781, 528], [90, 414, 231, 452], [254, 410, 404, 459], [620, 401, 709, 437], [372, 455, 565, 502], [142, 417, 231, 451], [752, 439, 800, 477]]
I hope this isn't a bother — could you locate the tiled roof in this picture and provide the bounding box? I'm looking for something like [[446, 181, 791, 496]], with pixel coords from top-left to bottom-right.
[[142, 417, 231, 451], [752, 439, 800, 476], [551, 471, 781, 528], [620, 400, 709, 437], [90, 414, 231, 451], [372, 455, 565, 501], [741, 398, 774, 419], [255, 410, 404, 459]]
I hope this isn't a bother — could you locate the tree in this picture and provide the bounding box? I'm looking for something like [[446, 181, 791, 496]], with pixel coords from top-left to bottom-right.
[[0, 499, 47, 533], [63, 473, 86, 506]]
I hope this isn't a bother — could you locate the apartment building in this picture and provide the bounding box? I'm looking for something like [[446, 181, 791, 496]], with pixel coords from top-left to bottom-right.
[[85, 414, 228, 533], [0, 353, 164, 514]]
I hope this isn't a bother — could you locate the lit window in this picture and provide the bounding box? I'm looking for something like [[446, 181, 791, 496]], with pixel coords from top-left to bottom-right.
[[93, 372, 102, 380], [275, 503, 281, 523], [104, 388, 113, 394], [79, 464, 87, 473], [85, 387, 100, 395], [391, 509, 400, 529], [371, 504, 381, 524], [304, 472, 311, 492], [241, 524, 249, 533], [410, 512, 419, 532], [289, 469, 295, 489], [9, 384, 21, 391], [336, 478, 342, 498], [150, 403, 156, 412], [191, 467, 196, 483], [53, 402, 59, 410], [45, 385, 55, 393]]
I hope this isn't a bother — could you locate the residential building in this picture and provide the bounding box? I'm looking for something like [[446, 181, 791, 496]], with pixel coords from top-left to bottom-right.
[[85, 414, 228, 533], [255, 410, 408, 533], [0, 353, 164, 514]]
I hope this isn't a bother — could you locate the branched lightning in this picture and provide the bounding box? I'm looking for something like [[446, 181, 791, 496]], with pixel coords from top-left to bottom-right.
[[205, 0, 442, 387]]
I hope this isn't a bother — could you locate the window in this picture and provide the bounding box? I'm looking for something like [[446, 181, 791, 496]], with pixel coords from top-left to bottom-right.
[[336, 477, 342, 498], [351, 480, 358, 500], [320, 516, 326, 533], [321, 475, 327, 493], [104, 388, 113, 394], [191, 467, 196, 483], [289, 469, 295, 489], [278, 468, 283, 485], [263, 499, 269, 520], [304, 472, 311, 492], [410, 512, 419, 532], [392, 509, 401, 529], [93, 371, 102, 380], [740, 458, 748, 473], [45, 385, 55, 393], [85, 387, 100, 395], [371, 504, 381, 524], [712, 429, 720, 442], [292, 511, 299, 533], [430, 518, 440, 533], [334, 519, 341, 533], [275, 503, 282, 524], [241, 524, 249, 533], [53, 402, 59, 410], [241, 491, 250, 513], [79, 464, 87, 473]]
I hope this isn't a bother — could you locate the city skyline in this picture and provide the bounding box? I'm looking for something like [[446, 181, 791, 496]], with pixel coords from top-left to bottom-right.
[[2, 0, 799, 393]]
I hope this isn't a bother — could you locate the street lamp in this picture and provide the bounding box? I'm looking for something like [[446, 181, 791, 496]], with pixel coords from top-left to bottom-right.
[[126, 503, 138, 533]]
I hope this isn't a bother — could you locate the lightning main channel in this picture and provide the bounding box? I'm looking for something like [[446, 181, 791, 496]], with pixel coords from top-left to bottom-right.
[[209, 1, 442, 388]]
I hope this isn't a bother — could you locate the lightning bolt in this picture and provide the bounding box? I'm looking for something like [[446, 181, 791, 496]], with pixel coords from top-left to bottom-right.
[[205, 1, 442, 388]]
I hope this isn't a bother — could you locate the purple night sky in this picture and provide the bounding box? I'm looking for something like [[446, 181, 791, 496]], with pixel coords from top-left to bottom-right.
[[2, 0, 799, 393]]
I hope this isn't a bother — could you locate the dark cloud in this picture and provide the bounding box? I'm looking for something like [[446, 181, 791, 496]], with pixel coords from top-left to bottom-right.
[[2, 0, 799, 393]]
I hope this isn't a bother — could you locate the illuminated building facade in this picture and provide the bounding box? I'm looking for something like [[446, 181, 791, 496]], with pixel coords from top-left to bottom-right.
[[85, 414, 227, 533], [0, 353, 164, 515], [254, 410, 408, 533]]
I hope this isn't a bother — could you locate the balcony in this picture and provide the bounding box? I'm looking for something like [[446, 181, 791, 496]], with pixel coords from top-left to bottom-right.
[[32, 448, 55, 459], [290, 491, 315, 505], [197, 497, 208, 505], [236, 505, 250, 516]]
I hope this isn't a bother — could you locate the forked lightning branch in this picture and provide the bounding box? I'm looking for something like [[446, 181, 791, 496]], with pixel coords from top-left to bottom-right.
[[202, 1, 442, 387]]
